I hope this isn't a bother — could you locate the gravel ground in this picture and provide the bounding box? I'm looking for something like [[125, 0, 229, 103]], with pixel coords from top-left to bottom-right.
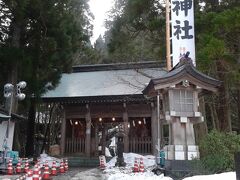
[[52, 167, 92, 180], [71, 168, 106, 180]]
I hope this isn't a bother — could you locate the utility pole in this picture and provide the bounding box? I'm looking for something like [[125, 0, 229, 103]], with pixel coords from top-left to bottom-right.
[[166, 0, 171, 71]]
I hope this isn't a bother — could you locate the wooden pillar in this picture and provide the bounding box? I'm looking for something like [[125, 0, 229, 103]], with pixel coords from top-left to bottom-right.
[[123, 103, 129, 152], [60, 109, 66, 155], [95, 124, 99, 156], [101, 126, 106, 155], [151, 102, 158, 156], [85, 104, 91, 157], [235, 152, 240, 180], [168, 123, 173, 145]]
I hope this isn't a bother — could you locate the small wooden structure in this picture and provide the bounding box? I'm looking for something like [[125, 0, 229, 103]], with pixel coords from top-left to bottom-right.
[[143, 56, 221, 160]]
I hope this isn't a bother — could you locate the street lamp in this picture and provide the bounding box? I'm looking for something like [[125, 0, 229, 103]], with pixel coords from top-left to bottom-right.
[[3, 81, 26, 146]]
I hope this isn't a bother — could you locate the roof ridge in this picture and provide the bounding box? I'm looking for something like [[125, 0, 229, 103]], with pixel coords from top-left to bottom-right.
[[72, 61, 166, 73]]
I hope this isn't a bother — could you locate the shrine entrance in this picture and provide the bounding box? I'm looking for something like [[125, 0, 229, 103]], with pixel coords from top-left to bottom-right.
[[65, 118, 86, 155], [92, 116, 152, 156], [92, 117, 123, 156]]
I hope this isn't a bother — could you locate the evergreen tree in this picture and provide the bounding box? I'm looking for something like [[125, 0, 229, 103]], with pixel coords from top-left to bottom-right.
[[0, 0, 92, 156], [104, 0, 166, 62]]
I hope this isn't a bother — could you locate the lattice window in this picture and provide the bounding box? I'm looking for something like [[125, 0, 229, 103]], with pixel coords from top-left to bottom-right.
[[172, 89, 194, 112]]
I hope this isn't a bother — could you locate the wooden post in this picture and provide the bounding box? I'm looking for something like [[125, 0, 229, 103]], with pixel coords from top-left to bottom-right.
[[235, 152, 240, 180], [85, 104, 91, 157], [95, 124, 99, 156], [151, 102, 157, 155], [123, 103, 129, 152], [60, 109, 66, 155], [101, 126, 106, 155], [166, 0, 171, 71]]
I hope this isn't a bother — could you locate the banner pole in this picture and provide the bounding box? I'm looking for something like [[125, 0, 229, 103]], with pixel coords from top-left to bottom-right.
[[166, 0, 171, 71]]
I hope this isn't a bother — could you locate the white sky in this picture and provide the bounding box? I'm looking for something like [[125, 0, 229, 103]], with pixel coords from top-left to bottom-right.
[[88, 0, 114, 44]]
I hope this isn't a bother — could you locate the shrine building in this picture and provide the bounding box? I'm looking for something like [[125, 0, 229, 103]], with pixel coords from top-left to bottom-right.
[[42, 58, 221, 160]]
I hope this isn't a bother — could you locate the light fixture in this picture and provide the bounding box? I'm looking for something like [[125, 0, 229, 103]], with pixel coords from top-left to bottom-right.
[[17, 81, 27, 89], [75, 121, 78, 125], [143, 118, 146, 124], [99, 117, 102, 122], [138, 120, 142, 125], [127, 123, 130, 128], [112, 117, 115, 121]]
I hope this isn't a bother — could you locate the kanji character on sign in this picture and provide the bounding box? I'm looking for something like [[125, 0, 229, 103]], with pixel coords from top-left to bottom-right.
[[173, 20, 193, 40], [172, 0, 193, 16], [181, 0, 192, 16]]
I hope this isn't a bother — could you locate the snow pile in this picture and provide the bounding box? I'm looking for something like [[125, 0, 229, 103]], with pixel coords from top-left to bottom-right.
[[182, 172, 236, 180], [106, 153, 156, 168], [108, 172, 172, 180], [105, 153, 172, 180], [39, 153, 62, 167]]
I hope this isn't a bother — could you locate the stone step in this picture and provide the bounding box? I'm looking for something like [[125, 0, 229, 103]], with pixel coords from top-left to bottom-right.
[[67, 156, 112, 167]]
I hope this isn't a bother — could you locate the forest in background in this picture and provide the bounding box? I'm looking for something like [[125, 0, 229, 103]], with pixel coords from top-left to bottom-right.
[[95, 0, 240, 135], [0, 0, 239, 159]]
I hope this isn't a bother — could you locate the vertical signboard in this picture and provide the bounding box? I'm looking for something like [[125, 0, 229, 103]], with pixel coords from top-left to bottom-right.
[[171, 0, 196, 66]]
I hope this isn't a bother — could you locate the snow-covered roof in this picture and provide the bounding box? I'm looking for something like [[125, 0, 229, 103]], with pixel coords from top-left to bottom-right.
[[43, 62, 167, 99]]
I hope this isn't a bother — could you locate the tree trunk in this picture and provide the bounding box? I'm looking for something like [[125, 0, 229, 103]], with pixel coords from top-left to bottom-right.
[[25, 98, 36, 157], [216, 61, 231, 132], [41, 104, 54, 153], [208, 100, 220, 130], [194, 97, 208, 145], [238, 88, 240, 133]]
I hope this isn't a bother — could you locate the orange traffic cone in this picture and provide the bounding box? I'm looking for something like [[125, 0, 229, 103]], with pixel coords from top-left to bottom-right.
[[51, 161, 57, 176], [139, 157, 144, 172], [26, 169, 33, 180], [64, 159, 69, 172], [59, 160, 65, 173], [24, 159, 29, 173], [7, 159, 13, 175], [42, 161, 51, 180], [99, 156, 106, 170], [32, 165, 40, 180], [133, 157, 139, 172], [16, 159, 22, 174]]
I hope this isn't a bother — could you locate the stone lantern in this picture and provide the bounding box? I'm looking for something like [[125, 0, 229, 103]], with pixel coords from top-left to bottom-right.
[[115, 124, 126, 167], [143, 56, 221, 161]]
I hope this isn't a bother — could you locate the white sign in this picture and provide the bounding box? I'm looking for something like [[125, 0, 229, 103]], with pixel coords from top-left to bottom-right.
[[171, 0, 196, 66]]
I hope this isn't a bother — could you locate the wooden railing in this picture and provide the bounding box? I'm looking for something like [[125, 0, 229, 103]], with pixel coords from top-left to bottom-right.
[[129, 137, 152, 154], [65, 138, 85, 154]]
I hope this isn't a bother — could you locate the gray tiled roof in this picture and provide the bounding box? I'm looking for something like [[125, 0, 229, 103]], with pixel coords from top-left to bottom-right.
[[43, 67, 167, 98]]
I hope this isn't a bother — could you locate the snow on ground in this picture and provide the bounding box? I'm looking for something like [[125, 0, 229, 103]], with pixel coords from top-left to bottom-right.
[[182, 172, 236, 180], [104, 153, 172, 180], [107, 172, 172, 180], [39, 153, 62, 167], [106, 153, 156, 168], [102, 153, 236, 180]]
